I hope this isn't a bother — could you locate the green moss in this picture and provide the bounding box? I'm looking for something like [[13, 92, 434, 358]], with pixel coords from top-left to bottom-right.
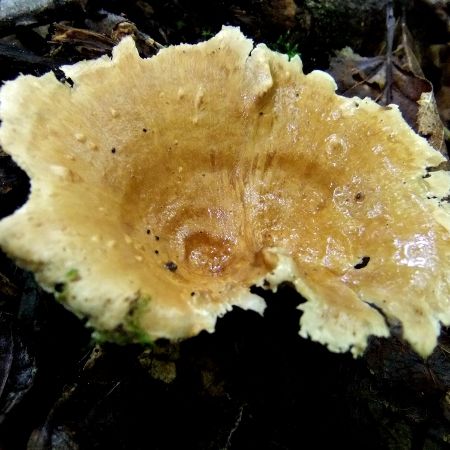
[[65, 268, 80, 281], [92, 325, 154, 346], [53, 268, 80, 303], [92, 328, 131, 345], [54, 282, 67, 303], [92, 295, 154, 346], [124, 295, 153, 344]]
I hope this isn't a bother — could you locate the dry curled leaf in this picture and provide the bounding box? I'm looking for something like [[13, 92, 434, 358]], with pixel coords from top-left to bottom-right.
[[0, 314, 36, 424], [51, 17, 163, 59], [328, 22, 447, 154], [50, 23, 116, 57]]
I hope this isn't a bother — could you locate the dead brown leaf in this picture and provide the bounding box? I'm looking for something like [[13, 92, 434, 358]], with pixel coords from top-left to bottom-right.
[[50, 16, 163, 59], [328, 22, 447, 156]]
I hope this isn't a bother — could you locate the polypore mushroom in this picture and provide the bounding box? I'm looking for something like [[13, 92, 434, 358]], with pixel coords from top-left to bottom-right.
[[0, 27, 449, 356]]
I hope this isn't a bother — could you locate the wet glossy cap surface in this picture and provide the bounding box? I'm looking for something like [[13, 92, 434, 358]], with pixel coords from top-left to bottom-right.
[[0, 28, 449, 356]]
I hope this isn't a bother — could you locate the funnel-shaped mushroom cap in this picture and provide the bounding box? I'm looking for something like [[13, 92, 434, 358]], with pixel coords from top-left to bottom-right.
[[0, 27, 449, 356]]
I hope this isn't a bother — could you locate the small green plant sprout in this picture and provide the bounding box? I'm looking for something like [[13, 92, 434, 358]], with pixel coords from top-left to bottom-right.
[[200, 28, 215, 39], [273, 31, 300, 60]]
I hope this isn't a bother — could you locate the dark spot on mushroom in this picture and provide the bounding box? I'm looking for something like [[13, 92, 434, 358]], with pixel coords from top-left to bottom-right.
[[155, 236, 160, 241], [146, 229, 151, 235], [354, 192, 365, 202], [154, 250, 159, 254], [143, 128, 147, 133], [54, 282, 65, 293], [111, 147, 116, 154], [164, 261, 177, 272], [53, 68, 74, 87], [259, 111, 264, 116], [191, 292, 195, 296], [354, 256, 370, 269]]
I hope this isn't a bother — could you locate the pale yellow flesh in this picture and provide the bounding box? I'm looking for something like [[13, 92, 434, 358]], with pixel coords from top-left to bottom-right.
[[0, 28, 449, 356]]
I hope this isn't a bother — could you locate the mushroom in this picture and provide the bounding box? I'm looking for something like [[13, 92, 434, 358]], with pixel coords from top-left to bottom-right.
[[0, 27, 449, 356]]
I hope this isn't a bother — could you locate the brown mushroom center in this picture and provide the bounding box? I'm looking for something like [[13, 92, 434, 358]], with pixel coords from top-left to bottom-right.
[[116, 134, 355, 283], [184, 231, 234, 274]]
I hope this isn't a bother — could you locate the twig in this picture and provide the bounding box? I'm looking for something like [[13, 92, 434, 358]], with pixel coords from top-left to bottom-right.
[[385, 0, 395, 105], [223, 405, 245, 450]]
